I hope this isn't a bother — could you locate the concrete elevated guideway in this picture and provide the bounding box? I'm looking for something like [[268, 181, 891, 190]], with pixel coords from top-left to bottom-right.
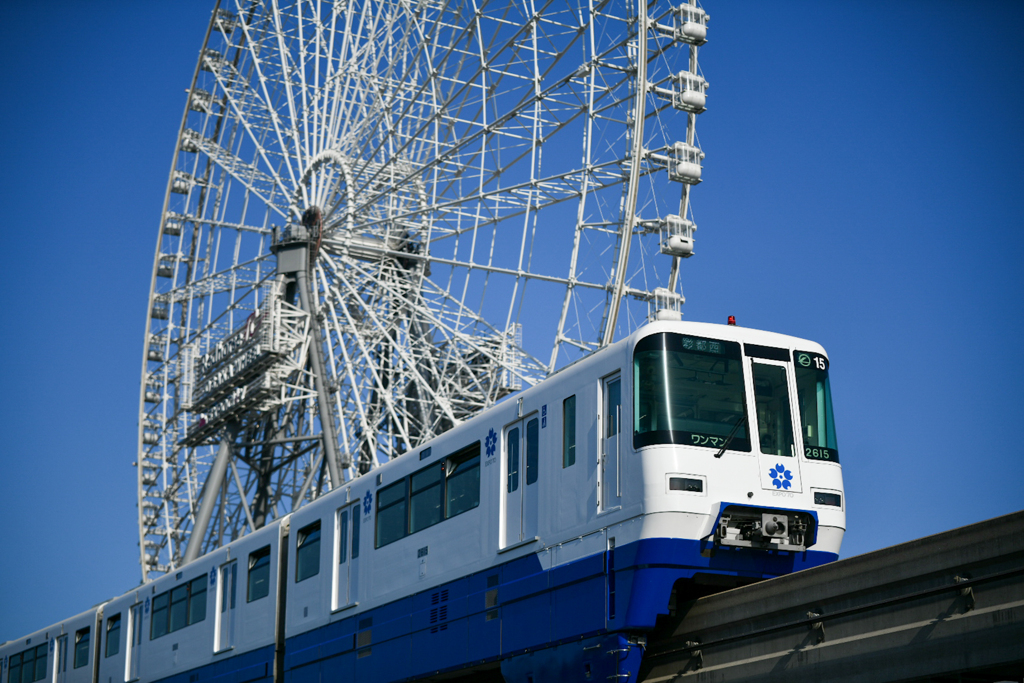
[[639, 511, 1024, 683]]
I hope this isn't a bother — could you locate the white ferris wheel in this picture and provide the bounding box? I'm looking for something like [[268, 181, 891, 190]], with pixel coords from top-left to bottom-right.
[[137, 0, 709, 580]]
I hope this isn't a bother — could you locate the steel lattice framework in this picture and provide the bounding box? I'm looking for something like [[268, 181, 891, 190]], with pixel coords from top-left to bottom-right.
[[137, 0, 708, 579]]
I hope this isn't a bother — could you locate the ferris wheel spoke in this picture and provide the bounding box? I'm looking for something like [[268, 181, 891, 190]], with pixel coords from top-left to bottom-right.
[[235, 18, 305, 190], [317, 258, 463, 429], [198, 56, 298, 209]]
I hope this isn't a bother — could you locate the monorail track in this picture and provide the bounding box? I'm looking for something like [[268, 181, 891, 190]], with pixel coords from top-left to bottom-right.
[[639, 511, 1024, 683]]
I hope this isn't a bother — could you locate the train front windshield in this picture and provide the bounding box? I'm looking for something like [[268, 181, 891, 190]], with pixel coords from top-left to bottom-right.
[[794, 350, 839, 462], [633, 333, 750, 451]]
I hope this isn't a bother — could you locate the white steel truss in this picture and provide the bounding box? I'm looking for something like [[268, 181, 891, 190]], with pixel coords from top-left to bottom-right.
[[137, 0, 708, 579]]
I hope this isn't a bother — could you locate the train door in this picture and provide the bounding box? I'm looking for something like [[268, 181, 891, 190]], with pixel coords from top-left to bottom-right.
[[124, 604, 142, 682], [502, 415, 539, 547], [749, 359, 804, 493], [53, 634, 67, 683], [334, 503, 360, 609], [214, 561, 237, 653], [601, 375, 622, 510]]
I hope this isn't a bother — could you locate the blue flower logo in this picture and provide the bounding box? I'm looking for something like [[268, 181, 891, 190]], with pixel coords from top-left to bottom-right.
[[363, 490, 373, 515], [209, 567, 217, 586], [770, 463, 793, 489], [485, 428, 498, 457]]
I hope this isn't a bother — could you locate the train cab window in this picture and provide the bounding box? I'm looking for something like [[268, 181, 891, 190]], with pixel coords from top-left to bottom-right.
[[563, 395, 576, 467], [752, 363, 795, 457], [633, 333, 750, 451], [794, 351, 839, 462], [105, 613, 121, 657], [10, 643, 48, 683], [296, 521, 322, 582], [446, 442, 481, 517], [247, 546, 271, 602], [73, 628, 90, 669], [410, 461, 445, 533]]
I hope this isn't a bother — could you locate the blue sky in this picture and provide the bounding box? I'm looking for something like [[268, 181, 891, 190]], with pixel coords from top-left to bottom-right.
[[1, 1, 1022, 643]]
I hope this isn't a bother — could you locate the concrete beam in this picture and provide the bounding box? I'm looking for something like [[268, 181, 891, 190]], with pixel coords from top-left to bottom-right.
[[641, 511, 1024, 682]]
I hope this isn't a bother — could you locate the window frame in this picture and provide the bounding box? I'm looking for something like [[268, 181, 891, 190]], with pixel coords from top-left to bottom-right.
[[563, 395, 576, 467], [73, 627, 90, 669], [10, 643, 48, 683], [633, 332, 750, 451], [337, 508, 349, 565], [374, 441, 482, 549], [375, 478, 409, 548], [247, 545, 271, 603], [295, 520, 322, 583], [506, 427, 520, 493], [105, 613, 122, 658], [409, 461, 445, 534], [351, 505, 361, 559], [525, 419, 539, 485], [149, 573, 209, 640], [445, 442, 481, 518], [187, 576, 207, 626]]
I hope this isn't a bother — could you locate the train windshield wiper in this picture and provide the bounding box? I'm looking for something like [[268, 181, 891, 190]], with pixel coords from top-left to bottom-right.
[[714, 415, 746, 459]]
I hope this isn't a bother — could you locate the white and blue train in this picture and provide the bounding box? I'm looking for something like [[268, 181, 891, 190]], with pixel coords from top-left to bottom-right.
[[2, 320, 844, 683]]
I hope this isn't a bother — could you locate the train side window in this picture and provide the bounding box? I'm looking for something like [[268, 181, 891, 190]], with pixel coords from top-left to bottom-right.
[[73, 628, 90, 669], [187, 576, 207, 625], [410, 462, 444, 533], [247, 546, 271, 602], [525, 418, 539, 485], [446, 442, 481, 517], [606, 380, 621, 437], [36, 643, 49, 681], [10, 643, 48, 683], [338, 509, 349, 564], [352, 506, 361, 559], [376, 479, 408, 548], [105, 613, 121, 657], [151, 592, 169, 639], [170, 584, 190, 633], [563, 395, 576, 467], [507, 428, 520, 493], [296, 521, 322, 582]]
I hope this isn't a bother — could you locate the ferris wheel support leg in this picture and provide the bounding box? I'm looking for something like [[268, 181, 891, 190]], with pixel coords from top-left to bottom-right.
[[183, 420, 240, 565], [295, 265, 345, 488]]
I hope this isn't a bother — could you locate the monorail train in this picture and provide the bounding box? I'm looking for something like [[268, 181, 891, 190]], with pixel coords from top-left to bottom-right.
[[2, 319, 844, 683]]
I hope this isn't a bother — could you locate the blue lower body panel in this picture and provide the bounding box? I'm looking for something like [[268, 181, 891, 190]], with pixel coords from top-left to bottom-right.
[[151, 645, 274, 683], [283, 538, 837, 682]]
